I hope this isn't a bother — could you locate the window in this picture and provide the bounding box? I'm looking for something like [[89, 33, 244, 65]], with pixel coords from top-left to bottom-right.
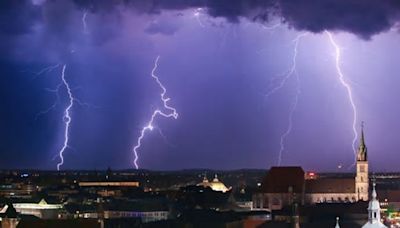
[[360, 165, 365, 172], [374, 212, 377, 218], [272, 197, 280, 206]]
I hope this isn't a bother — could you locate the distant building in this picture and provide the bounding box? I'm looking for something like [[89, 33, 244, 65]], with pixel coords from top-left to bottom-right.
[[197, 175, 231, 193], [12, 199, 63, 219], [78, 181, 139, 197], [254, 125, 370, 211], [78, 181, 139, 187]]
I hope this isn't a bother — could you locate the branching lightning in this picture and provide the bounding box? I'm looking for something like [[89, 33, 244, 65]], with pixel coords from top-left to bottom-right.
[[325, 31, 358, 164], [33, 63, 94, 169], [32, 64, 61, 79], [132, 56, 178, 169], [263, 33, 307, 166], [35, 84, 63, 120]]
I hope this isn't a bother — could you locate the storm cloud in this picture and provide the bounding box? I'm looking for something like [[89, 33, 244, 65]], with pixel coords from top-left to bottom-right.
[[73, 0, 400, 38], [1, 0, 400, 41]]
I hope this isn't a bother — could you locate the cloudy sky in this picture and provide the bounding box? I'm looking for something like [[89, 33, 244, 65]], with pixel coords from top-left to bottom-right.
[[1, 0, 400, 171]]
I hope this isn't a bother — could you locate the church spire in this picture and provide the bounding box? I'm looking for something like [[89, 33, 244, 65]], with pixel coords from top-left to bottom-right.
[[357, 122, 367, 161], [363, 182, 387, 227]]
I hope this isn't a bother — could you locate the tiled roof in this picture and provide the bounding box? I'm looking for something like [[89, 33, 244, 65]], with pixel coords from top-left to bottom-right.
[[261, 167, 305, 193], [305, 178, 355, 193]]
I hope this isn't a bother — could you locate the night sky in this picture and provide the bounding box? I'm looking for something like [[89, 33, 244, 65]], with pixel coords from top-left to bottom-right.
[[1, 0, 400, 171]]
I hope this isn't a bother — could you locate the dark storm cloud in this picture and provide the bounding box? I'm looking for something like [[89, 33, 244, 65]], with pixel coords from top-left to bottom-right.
[[278, 0, 400, 39], [2, 0, 400, 40], [70, 0, 400, 38], [0, 1, 41, 35]]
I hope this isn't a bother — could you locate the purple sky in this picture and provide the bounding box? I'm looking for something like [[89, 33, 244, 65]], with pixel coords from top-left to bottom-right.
[[1, 0, 400, 171]]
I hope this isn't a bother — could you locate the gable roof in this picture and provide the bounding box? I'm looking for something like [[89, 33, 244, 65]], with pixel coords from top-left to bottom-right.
[[261, 167, 305, 193]]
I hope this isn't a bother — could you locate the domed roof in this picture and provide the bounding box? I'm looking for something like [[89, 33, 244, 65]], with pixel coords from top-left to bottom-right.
[[197, 174, 230, 193], [368, 200, 380, 210]]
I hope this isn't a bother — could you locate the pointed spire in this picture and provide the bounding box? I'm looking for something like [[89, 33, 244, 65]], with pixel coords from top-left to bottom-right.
[[335, 217, 340, 228], [371, 182, 377, 200], [357, 121, 367, 161], [360, 121, 365, 147], [367, 181, 383, 224]]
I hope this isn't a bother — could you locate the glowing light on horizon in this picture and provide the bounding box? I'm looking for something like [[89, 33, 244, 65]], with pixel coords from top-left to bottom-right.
[[326, 31, 358, 164], [132, 56, 178, 169]]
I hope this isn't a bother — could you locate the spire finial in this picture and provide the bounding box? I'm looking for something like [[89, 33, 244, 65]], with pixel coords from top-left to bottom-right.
[[361, 121, 365, 144], [372, 181, 377, 199], [335, 217, 340, 228]]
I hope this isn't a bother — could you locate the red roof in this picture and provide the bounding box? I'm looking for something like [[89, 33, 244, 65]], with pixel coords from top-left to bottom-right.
[[305, 178, 355, 193], [377, 190, 400, 202], [261, 167, 305, 193]]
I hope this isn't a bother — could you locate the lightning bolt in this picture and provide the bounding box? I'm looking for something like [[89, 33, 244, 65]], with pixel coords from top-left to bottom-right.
[[132, 56, 178, 169], [33, 63, 92, 169], [265, 33, 307, 98], [56, 64, 75, 171], [263, 33, 307, 166], [277, 71, 301, 166], [32, 64, 63, 120], [325, 31, 358, 164]]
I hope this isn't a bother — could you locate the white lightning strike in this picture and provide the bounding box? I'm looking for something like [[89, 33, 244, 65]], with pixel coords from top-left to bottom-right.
[[277, 70, 301, 166], [264, 33, 307, 166], [56, 64, 75, 171], [265, 33, 307, 98], [325, 31, 358, 164], [132, 56, 178, 169]]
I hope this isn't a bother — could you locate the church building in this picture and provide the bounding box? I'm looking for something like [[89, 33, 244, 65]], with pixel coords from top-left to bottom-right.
[[254, 125, 370, 211]]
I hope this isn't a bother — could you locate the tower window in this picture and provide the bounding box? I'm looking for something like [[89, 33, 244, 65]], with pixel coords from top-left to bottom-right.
[[374, 212, 377, 218], [360, 165, 365, 172]]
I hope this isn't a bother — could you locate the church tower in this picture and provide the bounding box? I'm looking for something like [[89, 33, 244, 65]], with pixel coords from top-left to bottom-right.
[[356, 122, 369, 201], [362, 183, 387, 228]]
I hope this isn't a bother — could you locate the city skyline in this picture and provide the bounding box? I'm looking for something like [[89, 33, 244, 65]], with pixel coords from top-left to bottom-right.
[[2, 0, 400, 171]]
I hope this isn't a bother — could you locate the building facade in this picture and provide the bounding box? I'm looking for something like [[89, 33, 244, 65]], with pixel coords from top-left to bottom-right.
[[254, 125, 370, 211]]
